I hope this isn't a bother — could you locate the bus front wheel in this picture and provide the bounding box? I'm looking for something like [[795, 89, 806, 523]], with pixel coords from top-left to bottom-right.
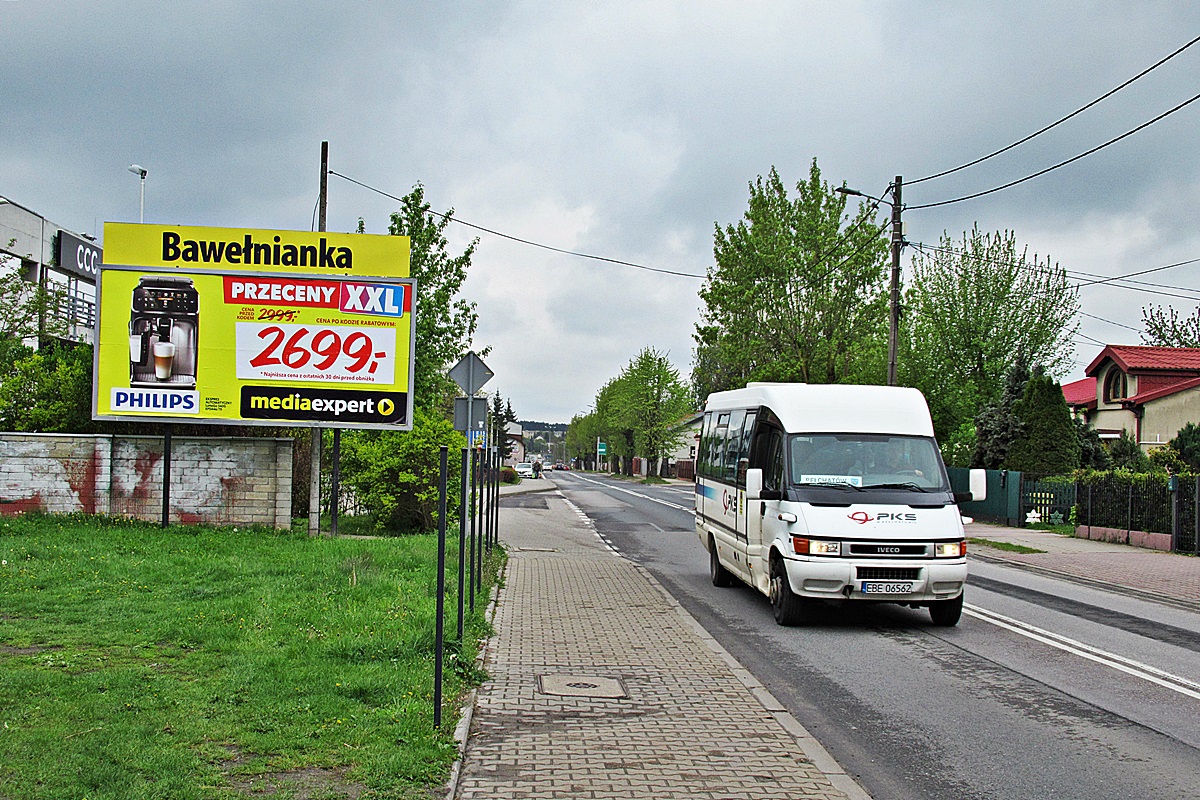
[[769, 557, 811, 626], [929, 592, 964, 627]]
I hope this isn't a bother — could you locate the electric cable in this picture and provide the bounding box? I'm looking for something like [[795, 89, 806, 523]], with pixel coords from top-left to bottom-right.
[[910, 33, 1200, 185], [328, 169, 706, 279], [908, 88, 1200, 210], [909, 240, 1200, 301]]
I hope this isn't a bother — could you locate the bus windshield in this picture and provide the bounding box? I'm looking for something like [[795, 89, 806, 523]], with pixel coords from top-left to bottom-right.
[[789, 433, 948, 492]]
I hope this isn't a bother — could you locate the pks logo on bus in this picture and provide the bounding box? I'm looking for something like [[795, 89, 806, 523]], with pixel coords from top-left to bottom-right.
[[848, 511, 918, 525], [722, 490, 736, 515]]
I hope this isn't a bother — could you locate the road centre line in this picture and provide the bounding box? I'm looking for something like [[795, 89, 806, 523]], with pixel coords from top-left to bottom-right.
[[569, 472, 695, 513], [964, 604, 1200, 700]]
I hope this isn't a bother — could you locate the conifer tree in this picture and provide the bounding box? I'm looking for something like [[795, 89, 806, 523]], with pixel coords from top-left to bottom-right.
[[1005, 372, 1081, 477]]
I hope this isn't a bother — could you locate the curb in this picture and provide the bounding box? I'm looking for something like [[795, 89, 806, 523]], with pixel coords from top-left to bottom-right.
[[968, 549, 1200, 613], [443, 568, 504, 800]]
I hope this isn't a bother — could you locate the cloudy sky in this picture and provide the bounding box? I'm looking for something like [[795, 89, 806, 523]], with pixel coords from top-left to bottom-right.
[[6, 2, 1200, 422]]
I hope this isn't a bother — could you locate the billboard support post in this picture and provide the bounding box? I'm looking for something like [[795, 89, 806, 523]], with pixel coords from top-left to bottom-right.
[[161, 424, 172, 528], [311, 141, 329, 537]]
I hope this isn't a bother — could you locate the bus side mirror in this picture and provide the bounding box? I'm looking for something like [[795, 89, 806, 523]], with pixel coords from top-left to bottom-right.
[[745, 468, 763, 500], [955, 468, 987, 503]]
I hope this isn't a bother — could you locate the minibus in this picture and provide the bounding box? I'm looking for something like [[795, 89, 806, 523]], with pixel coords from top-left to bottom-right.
[[695, 383, 985, 626]]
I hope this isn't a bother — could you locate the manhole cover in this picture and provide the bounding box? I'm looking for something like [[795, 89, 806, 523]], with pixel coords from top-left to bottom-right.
[[538, 674, 627, 699]]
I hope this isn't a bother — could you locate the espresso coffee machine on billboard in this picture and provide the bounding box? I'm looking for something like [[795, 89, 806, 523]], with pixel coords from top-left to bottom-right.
[[128, 276, 198, 389]]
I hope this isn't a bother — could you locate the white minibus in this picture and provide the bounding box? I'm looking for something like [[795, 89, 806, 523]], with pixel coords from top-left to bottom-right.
[[695, 383, 985, 626]]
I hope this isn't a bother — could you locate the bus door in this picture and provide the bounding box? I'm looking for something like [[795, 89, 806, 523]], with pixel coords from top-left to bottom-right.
[[746, 421, 785, 591]]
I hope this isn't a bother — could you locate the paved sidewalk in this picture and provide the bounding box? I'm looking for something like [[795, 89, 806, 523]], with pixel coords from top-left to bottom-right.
[[452, 481, 863, 800], [966, 521, 1200, 606]]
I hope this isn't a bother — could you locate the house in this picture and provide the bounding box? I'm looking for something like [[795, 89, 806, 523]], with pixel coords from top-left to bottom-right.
[[1065, 345, 1200, 449]]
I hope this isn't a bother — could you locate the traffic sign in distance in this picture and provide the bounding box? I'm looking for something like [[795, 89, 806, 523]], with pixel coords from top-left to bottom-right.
[[449, 351, 493, 395]]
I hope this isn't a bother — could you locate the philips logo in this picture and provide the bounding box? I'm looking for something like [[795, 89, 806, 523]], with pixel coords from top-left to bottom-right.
[[111, 388, 199, 414]]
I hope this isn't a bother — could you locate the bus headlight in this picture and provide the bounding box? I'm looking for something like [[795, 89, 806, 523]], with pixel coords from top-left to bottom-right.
[[793, 537, 841, 556], [935, 541, 966, 558]]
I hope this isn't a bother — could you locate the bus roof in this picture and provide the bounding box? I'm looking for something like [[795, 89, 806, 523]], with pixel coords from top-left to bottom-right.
[[704, 383, 935, 437]]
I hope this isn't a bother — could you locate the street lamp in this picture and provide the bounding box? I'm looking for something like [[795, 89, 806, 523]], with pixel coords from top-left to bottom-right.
[[836, 176, 904, 386], [127, 164, 147, 223]]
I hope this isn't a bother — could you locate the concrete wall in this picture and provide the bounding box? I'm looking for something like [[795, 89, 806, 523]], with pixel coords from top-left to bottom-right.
[[0, 433, 293, 528], [1142, 386, 1200, 447]]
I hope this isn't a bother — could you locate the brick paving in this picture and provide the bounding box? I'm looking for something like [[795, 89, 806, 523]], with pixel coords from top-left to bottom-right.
[[966, 522, 1200, 604], [452, 487, 858, 800]]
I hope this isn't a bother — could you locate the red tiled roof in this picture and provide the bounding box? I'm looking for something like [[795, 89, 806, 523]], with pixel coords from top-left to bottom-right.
[[1130, 376, 1200, 405], [1062, 377, 1097, 408], [1086, 345, 1200, 376]]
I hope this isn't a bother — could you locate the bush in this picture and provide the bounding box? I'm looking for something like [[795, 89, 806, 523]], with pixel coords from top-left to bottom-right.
[[339, 408, 466, 533], [500, 466, 517, 484], [1108, 429, 1152, 472]]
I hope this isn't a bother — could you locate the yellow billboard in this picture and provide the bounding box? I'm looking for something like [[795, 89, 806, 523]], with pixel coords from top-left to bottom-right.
[[103, 223, 410, 277], [93, 224, 416, 429]]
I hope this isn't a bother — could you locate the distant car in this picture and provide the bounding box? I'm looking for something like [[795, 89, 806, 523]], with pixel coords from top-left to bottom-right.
[[553, 462, 565, 471], [514, 462, 535, 478]]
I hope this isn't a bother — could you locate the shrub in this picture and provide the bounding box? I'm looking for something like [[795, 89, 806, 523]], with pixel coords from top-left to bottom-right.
[[339, 408, 466, 533]]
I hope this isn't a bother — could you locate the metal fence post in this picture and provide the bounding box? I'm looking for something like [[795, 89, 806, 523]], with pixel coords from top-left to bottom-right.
[[1126, 481, 1133, 546], [434, 446, 448, 729], [1170, 475, 1180, 553], [458, 447, 468, 641]]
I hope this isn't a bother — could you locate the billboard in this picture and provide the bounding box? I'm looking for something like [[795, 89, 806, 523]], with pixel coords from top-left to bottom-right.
[[92, 224, 416, 429]]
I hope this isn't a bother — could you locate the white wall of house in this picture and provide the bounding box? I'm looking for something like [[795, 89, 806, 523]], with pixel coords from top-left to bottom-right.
[[1142, 387, 1200, 446]]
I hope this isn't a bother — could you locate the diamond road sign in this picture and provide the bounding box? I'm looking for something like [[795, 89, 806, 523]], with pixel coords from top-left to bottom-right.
[[449, 351, 493, 395]]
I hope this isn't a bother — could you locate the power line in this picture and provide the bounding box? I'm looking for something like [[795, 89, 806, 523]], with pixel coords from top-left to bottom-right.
[[909, 33, 1200, 186], [909, 240, 1200, 301], [908, 89, 1200, 210], [1080, 311, 1142, 333], [1075, 255, 1200, 288], [328, 169, 707, 279]]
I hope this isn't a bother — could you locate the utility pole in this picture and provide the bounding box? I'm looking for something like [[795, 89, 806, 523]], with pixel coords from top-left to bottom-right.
[[887, 176, 903, 387], [308, 141, 328, 537]]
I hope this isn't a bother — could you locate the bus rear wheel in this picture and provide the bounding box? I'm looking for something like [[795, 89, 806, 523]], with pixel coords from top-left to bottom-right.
[[709, 535, 734, 587], [769, 556, 812, 626]]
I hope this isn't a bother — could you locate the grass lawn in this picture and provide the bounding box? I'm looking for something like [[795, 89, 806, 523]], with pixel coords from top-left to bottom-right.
[[0, 513, 503, 799]]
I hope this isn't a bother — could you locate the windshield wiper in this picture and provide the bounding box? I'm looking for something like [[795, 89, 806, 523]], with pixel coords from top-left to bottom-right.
[[863, 482, 928, 492]]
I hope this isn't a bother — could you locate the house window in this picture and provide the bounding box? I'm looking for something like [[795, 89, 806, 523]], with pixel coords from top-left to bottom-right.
[[1104, 368, 1127, 403]]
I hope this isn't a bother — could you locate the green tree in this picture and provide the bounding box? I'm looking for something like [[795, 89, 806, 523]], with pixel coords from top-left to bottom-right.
[[1169, 422, 1200, 471], [693, 161, 888, 398], [972, 355, 1031, 469], [1108, 429, 1151, 472], [489, 392, 518, 461], [386, 185, 481, 411], [0, 341, 94, 432], [616, 348, 693, 476], [901, 226, 1079, 440], [0, 249, 69, 344], [1004, 373, 1081, 477], [1076, 417, 1112, 470], [1141, 305, 1200, 348]]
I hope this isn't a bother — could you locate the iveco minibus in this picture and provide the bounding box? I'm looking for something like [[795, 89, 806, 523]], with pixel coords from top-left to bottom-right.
[[695, 383, 985, 626]]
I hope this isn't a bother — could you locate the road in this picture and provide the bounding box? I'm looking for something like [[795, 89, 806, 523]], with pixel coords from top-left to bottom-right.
[[543, 470, 1200, 800]]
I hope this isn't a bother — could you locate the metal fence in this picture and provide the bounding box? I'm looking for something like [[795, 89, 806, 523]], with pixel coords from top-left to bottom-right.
[[1075, 475, 1199, 553], [949, 467, 1200, 553]]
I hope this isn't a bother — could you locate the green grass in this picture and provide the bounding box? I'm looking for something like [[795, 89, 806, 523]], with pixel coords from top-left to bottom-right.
[[969, 537, 1046, 554], [0, 513, 504, 799]]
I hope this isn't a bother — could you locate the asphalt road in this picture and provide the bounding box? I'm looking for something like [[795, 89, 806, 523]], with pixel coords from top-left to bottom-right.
[[543, 470, 1200, 800]]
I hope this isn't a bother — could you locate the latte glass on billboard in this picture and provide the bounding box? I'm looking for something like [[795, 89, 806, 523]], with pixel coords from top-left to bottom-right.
[[92, 223, 415, 430]]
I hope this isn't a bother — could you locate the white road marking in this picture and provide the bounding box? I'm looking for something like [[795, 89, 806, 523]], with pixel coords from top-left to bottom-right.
[[569, 472, 695, 513], [964, 604, 1200, 700]]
